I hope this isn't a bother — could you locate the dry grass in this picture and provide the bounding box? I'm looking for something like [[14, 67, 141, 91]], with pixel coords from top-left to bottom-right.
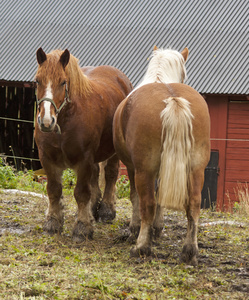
[[234, 183, 249, 216]]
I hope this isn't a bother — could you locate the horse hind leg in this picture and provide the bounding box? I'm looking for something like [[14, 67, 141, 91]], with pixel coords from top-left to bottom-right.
[[127, 168, 140, 241], [98, 154, 119, 223], [90, 163, 102, 221], [43, 167, 64, 234], [153, 203, 164, 238], [130, 171, 156, 257], [181, 169, 204, 266]]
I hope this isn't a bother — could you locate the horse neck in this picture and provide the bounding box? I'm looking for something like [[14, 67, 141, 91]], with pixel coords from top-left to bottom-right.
[[142, 64, 184, 86], [139, 52, 186, 87], [66, 60, 92, 100]]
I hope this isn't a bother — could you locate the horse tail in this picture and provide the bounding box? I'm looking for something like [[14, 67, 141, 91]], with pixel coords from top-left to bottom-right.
[[158, 96, 194, 210]]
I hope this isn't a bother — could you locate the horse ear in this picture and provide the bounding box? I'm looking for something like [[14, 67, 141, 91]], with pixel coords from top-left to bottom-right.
[[36, 48, 47, 65], [153, 45, 158, 51], [181, 47, 189, 62], [60, 49, 70, 69]]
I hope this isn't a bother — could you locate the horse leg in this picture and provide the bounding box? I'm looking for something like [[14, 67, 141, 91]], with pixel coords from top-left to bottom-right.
[[98, 154, 119, 222], [43, 166, 64, 234], [130, 171, 156, 256], [127, 168, 140, 239], [181, 169, 204, 266], [90, 163, 102, 221], [72, 157, 94, 243], [153, 202, 164, 238]]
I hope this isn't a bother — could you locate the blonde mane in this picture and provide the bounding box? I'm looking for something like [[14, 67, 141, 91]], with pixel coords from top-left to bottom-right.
[[134, 48, 187, 92], [50, 50, 92, 98]]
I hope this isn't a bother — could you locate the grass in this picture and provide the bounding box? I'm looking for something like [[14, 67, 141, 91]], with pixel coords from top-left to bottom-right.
[[0, 160, 248, 299]]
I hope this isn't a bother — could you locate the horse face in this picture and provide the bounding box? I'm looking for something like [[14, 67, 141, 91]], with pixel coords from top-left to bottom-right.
[[35, 48, 70, 133]]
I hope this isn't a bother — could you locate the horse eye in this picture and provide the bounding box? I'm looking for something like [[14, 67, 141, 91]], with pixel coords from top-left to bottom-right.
[[61, 81, 66, 86], [35, 79, 40, 86]]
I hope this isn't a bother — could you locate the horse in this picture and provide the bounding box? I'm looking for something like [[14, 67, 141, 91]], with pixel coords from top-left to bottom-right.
[[34, 48, 132, 242], [113, 46, 210, 266]]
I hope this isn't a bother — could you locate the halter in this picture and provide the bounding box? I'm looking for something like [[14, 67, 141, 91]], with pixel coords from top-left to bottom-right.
[[36, 83, 71, 134]]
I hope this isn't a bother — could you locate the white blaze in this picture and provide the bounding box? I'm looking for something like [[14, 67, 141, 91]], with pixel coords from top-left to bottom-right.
[[42, 82, 53, 127]]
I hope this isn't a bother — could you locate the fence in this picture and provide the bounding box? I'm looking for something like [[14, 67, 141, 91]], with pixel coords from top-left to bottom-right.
[[0, 84, 41, 170]]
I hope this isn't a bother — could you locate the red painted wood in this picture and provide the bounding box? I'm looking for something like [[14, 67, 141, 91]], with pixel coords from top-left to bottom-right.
[[226, 148, 249, 160], [119, 162, 128, 177], [225, 170, 249, 182], [223, 101, 249, 210], [207, 95, 228, 210]]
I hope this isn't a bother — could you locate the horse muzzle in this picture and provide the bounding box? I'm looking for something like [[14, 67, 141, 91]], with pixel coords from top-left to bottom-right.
[[37, 114, 57, 133]]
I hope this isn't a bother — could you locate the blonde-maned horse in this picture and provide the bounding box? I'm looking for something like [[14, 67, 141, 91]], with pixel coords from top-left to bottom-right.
[[34, 48, 132, 242], [113, 46, 210, 265]]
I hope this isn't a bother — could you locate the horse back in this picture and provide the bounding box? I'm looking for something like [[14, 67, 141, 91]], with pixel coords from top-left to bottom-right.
[[115, 83, 210, 170], [82, 65, 133, 100]]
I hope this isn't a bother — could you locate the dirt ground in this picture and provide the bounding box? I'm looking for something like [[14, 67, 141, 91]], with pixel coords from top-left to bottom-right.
[[0, 189, 248, 299]]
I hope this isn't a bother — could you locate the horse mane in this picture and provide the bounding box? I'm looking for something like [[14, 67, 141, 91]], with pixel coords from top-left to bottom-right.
[[50, 50, 92, 98], [140, 48, 187, 86]]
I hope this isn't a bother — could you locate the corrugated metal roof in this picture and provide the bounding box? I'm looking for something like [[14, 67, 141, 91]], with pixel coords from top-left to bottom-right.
[[0, 0, 248, 94]]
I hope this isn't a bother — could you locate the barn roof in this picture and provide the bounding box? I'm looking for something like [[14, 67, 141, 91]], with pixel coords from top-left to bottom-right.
[[0, 0, 248, 94]]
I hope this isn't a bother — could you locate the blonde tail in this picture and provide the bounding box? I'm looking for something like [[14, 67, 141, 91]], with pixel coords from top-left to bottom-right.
[[158, 97, 194, 210]]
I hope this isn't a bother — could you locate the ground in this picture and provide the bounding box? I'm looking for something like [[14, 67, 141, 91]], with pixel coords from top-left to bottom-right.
[[0, 189, 248, 299]]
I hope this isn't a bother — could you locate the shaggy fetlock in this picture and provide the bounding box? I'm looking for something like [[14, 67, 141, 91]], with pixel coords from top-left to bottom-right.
[[72, 221, 94, 243], [98, 201, 116, 223], [43, 216, 63, 234], [180, 244, 198, 266]]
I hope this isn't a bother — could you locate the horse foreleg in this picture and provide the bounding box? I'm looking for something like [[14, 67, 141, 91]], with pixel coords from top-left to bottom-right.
[[43, 166, 64, 234], [72, 158, 94, 243], [181, 170, 204, 266], [98, 154, 119, 223], [130, 172, 156, 257]]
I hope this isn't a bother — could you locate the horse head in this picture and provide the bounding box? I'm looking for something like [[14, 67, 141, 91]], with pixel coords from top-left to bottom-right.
[[35, 48, 70, 133]]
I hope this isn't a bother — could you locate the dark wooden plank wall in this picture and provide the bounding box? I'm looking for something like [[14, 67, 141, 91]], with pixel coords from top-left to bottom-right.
[[0, 85, 41, 170]]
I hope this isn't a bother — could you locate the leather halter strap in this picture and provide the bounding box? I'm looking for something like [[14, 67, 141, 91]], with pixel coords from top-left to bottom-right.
[[36, 83, 70, 115]]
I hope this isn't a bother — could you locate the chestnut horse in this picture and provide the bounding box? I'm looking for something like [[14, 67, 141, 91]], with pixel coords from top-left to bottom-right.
[[113, 47, 210, 265], [34, 48, 132, 242]]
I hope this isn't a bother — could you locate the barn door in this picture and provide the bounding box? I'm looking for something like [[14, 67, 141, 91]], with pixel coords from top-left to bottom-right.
[[201, 151, 219, 209]]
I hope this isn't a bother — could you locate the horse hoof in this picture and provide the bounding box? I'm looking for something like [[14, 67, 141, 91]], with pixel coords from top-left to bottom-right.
[[72, 221, 93, 243], [98, 202, 116, 223], [43, 217, 63, 234], [180, 245, 198, 266], [180, 253, 198, 266], [130, 245, 152, 257]]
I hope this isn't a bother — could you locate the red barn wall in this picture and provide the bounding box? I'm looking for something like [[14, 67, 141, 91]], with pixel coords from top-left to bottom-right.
[[205, 94, 249, 211], [224, 101, 249, 209]]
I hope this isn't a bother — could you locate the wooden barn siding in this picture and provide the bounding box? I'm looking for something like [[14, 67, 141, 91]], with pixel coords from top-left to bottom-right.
[[207, 94, 228, 210], [206, 95, 249, 211], [0, 84, 41, 170], [223, 101, 249, 209]]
